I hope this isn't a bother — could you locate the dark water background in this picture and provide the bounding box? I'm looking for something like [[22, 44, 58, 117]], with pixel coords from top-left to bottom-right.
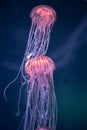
[[0, 0, 87, 130]]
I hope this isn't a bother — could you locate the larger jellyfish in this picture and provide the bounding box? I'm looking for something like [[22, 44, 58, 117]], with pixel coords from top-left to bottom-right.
[[24, 56, 57, 130]]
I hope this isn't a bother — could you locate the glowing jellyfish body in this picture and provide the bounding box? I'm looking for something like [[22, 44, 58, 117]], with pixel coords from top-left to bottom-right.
[[24, 56, 57, 130]]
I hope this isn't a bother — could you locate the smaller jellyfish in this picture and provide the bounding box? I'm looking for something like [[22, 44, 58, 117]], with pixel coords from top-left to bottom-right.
[[36, 126, 50, 130], [23, 56, 57, 130], [24, 5, 57, 60]]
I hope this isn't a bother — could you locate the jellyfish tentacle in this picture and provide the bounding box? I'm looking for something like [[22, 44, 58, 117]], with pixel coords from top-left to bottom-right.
[[4, 69, 21, 101]]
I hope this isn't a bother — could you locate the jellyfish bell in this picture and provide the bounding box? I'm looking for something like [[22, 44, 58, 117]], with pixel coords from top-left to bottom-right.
[[30, 5, 57, 27], [36, 126, 50, 130], [25, 56, 55, 87], [25, 56, 55, 75]]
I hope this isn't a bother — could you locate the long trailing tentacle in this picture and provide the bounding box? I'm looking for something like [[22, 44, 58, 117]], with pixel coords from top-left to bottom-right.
[[4, 69, 21, 101]]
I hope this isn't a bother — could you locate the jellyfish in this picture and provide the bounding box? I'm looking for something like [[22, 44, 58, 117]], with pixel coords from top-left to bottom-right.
[[25, 5, 56, 58], [23, 56, 57, 130]]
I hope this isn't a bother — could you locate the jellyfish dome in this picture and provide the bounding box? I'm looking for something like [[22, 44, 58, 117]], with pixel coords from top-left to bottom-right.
[[25, 56, 55, 79], [30, 5, 57, 27]]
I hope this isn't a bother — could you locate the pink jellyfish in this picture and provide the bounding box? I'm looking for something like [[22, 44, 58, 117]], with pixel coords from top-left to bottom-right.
[[25, 5, 56, 58], [24, 56, 57, 130]]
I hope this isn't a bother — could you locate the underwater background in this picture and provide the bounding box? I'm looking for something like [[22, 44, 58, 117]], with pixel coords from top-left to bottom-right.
[[0, 0, 87, 130]]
